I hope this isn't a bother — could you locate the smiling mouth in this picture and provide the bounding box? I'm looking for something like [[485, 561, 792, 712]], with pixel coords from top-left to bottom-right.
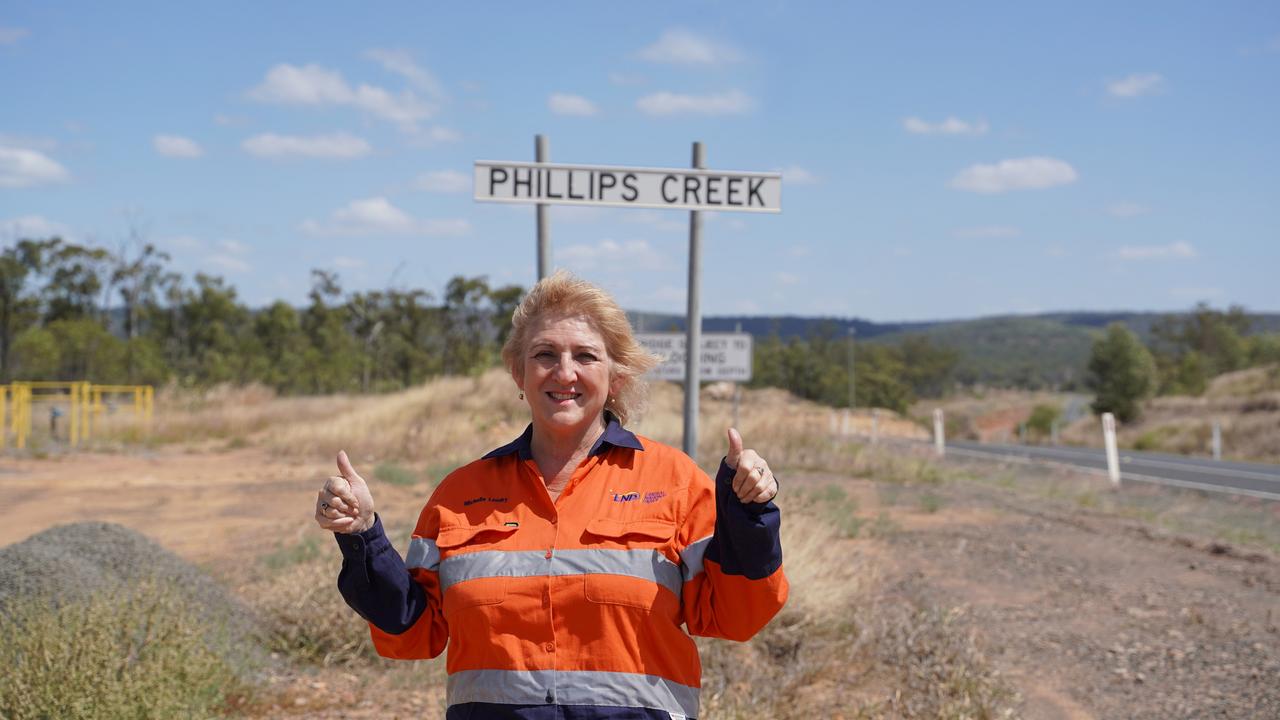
[[547, 392, 580, 401]]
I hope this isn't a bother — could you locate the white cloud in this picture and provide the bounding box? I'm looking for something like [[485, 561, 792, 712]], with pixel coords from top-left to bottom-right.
[[0, 27, 28, 45], [954, 225, 1021, 238], [247, 63, 436, 129], [559, 238, 669, 271], [0, 146, 70, 187], [153, 134, 204, 158], [415, 169, 471, 193], [165, 235, 204, 251], [1107, 202, 1150, 218], [1107, 72, 1165, 98], [242, 132, 371, 158], [0, 215, 72, 241], [206, 254, 251, 273], [213, 114, 248, 127], [365, 48, 446, 99], [949, 156, 1078, 194], [777, 166, 818, 185], [636, 90, 754, 116], [903, 116, 989, 136], [333, 256, 365, 269], [548, 93, 599, 117], [405, 125, 462, 147], [301, 197, 471, 237], [638, 28, 742, 66], [218, 239, 250, 255], [1116, 241, 1196, 260]]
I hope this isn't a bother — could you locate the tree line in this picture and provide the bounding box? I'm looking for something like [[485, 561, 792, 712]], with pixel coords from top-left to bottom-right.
[[1087, 304, 1280, 421], [7, 236, 1272, 419], [0, 237, 523, 393]]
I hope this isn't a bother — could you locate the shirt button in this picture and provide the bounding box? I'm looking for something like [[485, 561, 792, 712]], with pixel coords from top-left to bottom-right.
[[545, 692, 554, 704], [544, 642, 554, 653], [545, 549, 552, 559]]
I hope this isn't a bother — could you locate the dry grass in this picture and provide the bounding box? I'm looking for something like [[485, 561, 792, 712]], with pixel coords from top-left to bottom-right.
[[73, 371, 1020, 717], [0, 578, 254, 719]]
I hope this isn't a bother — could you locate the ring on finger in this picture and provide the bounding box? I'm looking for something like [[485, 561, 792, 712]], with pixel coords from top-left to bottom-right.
[[321, 502, 329, 510]]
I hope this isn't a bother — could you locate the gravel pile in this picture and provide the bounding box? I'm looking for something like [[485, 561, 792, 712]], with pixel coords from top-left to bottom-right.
[[0, 522, 261, 650]]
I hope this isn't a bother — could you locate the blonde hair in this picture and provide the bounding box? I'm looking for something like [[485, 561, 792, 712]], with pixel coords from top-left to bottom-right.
[[502, 271, 658, 425]]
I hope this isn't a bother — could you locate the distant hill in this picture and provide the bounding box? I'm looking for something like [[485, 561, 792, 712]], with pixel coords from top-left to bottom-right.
[[628, 309, 1280, 390]]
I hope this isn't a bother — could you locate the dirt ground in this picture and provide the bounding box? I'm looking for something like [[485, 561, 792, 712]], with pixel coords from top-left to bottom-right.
[[2, 446, 1278, 719]]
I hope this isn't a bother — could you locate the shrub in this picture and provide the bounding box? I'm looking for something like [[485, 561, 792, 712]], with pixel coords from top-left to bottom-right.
[[1087, 323, 1157, 422], [0, 579, 251, 719]]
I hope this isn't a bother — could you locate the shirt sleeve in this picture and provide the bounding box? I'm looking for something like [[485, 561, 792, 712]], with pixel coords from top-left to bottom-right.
[[677, 459, 788, 641], [334, 509, 448, 660]]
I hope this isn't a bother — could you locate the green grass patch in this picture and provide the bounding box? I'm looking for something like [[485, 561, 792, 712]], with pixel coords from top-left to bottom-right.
[[374, 461, 420, 486], [261, 535, 323, 570], [919, 492, 944, 514]]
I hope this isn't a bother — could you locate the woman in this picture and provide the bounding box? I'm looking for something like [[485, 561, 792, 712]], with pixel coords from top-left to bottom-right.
[[315, 271, 787, 719]]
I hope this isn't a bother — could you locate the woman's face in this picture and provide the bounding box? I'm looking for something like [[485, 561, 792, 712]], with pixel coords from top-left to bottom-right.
[[514, 314, 617, 437]]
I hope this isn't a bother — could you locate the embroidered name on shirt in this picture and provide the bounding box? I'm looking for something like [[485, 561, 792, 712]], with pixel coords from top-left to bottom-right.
[[463, 496, 508, 506], [643, 491, 666, 504]]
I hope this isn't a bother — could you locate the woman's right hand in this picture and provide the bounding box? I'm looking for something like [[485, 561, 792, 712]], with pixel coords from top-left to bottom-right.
[[315, 450, 376, 534]]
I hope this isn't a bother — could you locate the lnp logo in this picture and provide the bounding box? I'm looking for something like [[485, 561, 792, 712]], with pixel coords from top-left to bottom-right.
[[610, 490, 640, 503]]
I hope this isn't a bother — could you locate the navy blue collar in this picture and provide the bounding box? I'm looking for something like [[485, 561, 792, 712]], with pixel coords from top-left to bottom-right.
[[482, 412, 643, 460]]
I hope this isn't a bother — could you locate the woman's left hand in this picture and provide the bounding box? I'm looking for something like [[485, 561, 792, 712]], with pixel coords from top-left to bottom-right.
[[725, 428, 778, 504]]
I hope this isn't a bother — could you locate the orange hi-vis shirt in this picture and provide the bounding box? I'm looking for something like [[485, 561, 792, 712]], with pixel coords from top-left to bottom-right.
[[335, 418, 788, 719]]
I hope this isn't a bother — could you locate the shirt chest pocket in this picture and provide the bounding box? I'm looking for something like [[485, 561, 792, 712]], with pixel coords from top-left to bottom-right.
[[582, 518, 681, 611], [436, 521, 519, 611]]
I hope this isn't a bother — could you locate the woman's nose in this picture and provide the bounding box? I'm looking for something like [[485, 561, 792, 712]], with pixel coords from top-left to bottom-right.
[[552, 355, 576, 381]]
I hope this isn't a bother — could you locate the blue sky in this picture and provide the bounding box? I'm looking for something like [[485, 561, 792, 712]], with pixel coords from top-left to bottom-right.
[[2, 2, 1277, 321]]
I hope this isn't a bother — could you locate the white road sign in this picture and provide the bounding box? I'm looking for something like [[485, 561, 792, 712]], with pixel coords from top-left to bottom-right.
[[475, 161, 781, 213], [637, 332, 753, 381]]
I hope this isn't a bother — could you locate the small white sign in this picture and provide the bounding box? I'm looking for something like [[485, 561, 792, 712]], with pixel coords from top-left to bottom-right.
[[637, 332, 753, 381], [474, 161, 781, 213]]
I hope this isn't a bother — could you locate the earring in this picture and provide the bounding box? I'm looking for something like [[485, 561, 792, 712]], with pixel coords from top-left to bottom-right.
[[519, 392, 524, 400]]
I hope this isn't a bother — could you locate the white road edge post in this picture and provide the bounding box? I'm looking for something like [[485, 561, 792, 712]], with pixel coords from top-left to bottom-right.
[[1102, 412, 1121, 487], [1212, 420, 1222, 461], [933, 408, 945, 457]]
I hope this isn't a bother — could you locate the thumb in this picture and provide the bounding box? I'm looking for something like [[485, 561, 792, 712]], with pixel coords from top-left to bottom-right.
[[726, 428, 744, 468], [336, 450, 364, 485]]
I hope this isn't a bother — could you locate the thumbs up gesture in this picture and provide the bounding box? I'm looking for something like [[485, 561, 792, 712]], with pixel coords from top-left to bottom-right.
[[725, 428, 778, 504], [315, 450, 376, 534]]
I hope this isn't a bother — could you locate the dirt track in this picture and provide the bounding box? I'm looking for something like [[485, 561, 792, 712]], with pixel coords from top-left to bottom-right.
[[3, 446, 1278, 719]]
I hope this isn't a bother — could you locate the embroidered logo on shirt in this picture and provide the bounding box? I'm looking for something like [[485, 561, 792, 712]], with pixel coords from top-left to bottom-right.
[[643, 491, 666, 504], [463, 496, 508, 506], [610, 491, 640, 503]]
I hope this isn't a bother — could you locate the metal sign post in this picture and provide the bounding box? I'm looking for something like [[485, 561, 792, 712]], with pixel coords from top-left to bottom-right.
[[535, 135, 549, 281], [684, 142, 705, 457]]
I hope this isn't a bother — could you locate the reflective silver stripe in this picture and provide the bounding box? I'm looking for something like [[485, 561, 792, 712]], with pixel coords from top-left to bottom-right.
[[447, 668, 699, 717], [680, 535, 712, 582], [438, 548, 683, 597], [405, 537, 440, 571]]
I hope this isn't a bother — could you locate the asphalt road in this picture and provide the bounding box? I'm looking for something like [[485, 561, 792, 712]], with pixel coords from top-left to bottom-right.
[[945, 440, 1280, 501]]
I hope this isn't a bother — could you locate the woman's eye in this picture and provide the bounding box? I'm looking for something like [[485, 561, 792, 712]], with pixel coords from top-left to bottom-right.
[[534, 351, 553, 359], [577, 353, 598, 362]]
